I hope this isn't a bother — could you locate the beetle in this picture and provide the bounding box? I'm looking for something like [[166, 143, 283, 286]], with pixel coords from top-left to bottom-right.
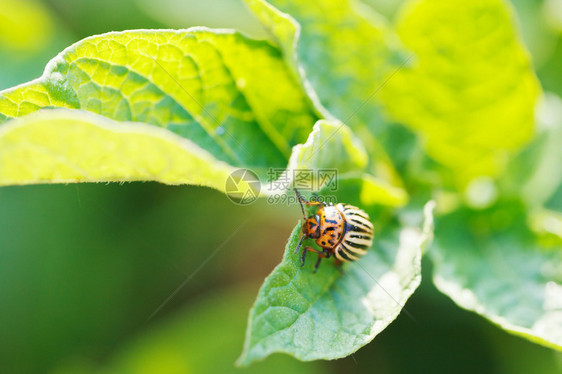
[[294, 188, 374, 272]]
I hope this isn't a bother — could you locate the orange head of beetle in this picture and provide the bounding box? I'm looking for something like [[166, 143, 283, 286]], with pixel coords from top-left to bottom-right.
[[303, 212, 322, 239]]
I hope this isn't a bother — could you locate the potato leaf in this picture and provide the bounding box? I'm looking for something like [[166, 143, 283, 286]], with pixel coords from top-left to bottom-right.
[[431, 201, 562, 351], [381, 0, 541, 185], [0, 28, 318, 175]]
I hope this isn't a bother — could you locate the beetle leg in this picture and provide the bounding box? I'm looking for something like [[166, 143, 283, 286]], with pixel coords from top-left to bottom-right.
[[313, 248, 332, 273], [313, 256, 322, 273], [301, 246, 323, 267]]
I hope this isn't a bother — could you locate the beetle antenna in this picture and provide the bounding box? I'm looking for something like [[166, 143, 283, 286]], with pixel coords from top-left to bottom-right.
[[294, 234, 306, 254], [294, 188, 307, 219]]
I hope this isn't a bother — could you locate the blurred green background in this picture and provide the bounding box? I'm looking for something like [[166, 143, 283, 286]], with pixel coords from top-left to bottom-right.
[[1, 0, 562, 373]]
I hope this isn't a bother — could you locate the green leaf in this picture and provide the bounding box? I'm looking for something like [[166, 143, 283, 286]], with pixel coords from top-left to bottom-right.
[[431, 200, 562, 351], [0, 28, 403, 202], [244, 0, 402, 126], [381, 0, 541, 185], [0, 28, 318, 173], [0, 109, 241, 189], [237, 201, 434, 365], [244, 0, 407, 188]]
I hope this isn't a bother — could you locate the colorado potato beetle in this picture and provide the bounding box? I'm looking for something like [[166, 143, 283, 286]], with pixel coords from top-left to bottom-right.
[[294, 188, 374, 272]]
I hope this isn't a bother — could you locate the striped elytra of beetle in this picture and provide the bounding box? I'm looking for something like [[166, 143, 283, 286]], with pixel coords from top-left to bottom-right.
[[294, 188, 374, 272]]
